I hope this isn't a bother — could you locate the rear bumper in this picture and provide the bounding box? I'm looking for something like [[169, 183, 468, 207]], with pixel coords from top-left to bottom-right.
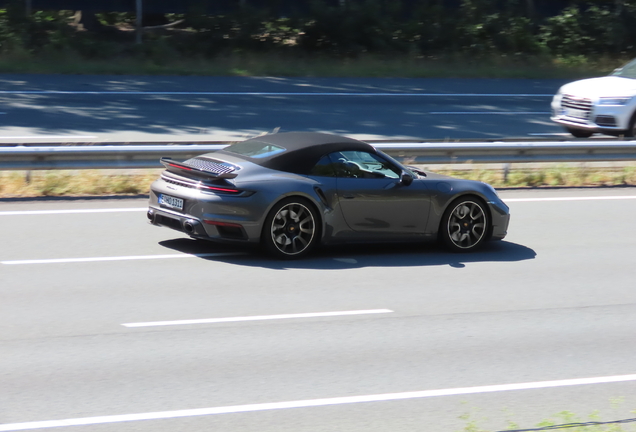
[[148, 205, 257, 244], [148, 179, 265, 244]]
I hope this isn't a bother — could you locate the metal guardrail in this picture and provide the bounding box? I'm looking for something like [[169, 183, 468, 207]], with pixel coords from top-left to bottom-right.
[[378, 141, 636, 164], [0, 144, 227, 170], [0, 137, 617, 147], [1, 141, 636, 170]]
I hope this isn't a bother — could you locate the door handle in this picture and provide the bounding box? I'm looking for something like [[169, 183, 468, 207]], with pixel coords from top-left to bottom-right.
[[342, 194, 355, 199]]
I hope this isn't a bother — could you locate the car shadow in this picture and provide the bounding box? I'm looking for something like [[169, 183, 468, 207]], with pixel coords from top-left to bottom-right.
[[158, 238, 536, 270]]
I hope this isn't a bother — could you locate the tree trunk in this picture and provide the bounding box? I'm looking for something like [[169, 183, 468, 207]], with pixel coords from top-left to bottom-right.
[[78, 11, 103, 32]]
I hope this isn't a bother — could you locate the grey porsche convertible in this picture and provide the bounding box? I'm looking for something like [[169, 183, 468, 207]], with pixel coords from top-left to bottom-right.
[[148, 132, 510, 259]]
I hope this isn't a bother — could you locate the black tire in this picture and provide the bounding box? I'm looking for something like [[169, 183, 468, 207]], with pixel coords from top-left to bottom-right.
[[625, 113, 636, 138], [566, 127, 593, 138], [262, 198, 320, 259], [440, 197, 490, 253]]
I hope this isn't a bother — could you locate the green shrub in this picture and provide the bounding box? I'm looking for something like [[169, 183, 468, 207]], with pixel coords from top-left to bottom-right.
[[298, 0, 408, 56]]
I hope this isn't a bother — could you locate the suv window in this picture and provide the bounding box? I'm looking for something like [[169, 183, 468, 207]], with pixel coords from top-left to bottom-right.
[[612, 58, 636, 79]]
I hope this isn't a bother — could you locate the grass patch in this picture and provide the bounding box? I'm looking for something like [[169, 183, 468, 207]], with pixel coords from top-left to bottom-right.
[[1, 166, 635, 198], [0, 50, 626, 79], [0, 170, 160, 198], [458, 399, 636, 432], [438, 166, 636, 188]]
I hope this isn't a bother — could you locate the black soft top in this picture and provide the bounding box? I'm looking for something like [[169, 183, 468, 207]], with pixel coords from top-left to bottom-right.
[[217, 132, 376, 174]]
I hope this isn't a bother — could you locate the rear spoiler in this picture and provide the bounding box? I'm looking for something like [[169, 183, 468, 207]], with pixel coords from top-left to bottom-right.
[[160, 157, 238, 180]]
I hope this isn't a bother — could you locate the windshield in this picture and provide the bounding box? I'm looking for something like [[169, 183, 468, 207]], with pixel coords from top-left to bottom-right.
[[611, 58, 636, 79], [376, 150, 417, 176]]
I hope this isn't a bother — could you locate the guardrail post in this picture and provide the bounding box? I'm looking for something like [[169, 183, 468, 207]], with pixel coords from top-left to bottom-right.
[[136, 0, 143, 44], [503, 163, 510, 183]]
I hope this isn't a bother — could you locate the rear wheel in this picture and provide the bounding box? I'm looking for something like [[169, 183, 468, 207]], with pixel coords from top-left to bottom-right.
[[566, 127, 593, 138], [262, 198, 319, 259], [440, 197, 489, 252]]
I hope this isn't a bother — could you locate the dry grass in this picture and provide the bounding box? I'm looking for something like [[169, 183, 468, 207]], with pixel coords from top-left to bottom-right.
[[438, 166, 636, 188], [1, 166, 636, 199], [0, 170, 160, 198]]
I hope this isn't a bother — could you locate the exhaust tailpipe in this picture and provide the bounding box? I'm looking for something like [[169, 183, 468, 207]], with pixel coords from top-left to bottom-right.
[[183, 220, 197, 234]]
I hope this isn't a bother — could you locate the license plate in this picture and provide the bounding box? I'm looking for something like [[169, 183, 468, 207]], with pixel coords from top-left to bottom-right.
[[564, 108, 588, 119], [158, 194, 184, 210]]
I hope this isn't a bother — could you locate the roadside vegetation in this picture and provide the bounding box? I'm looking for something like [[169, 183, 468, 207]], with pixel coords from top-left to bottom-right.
[[458, 401, 636, 432], [0, 0, 635, 78], [1, 165, 635, 198], [1, 1, 636, 198]]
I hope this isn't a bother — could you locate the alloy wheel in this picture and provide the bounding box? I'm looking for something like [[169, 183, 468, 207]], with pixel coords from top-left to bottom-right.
[[447, 201, 487, 249], [270, 202, 316, 256]]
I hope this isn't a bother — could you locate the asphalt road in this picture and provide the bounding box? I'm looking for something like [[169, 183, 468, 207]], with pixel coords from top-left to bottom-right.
[[0, 75, 570, 141], [1, 188, 636, 432]]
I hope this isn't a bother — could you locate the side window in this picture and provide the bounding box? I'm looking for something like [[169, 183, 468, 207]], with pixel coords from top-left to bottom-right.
[[309, 155, 336, 177], [330, 151, 400, 179]]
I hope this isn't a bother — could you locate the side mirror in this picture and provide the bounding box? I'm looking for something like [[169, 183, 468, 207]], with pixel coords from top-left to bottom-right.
[[400, 171, 414, 186]]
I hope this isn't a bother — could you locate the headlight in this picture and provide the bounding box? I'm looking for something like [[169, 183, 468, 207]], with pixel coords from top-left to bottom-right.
[[598, 97, 632, 106]]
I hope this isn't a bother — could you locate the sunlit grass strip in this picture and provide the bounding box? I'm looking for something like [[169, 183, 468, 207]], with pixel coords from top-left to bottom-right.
[[1, 166, 635, 198], [0, 170, 161, 198], [437, 166, 636, 188]]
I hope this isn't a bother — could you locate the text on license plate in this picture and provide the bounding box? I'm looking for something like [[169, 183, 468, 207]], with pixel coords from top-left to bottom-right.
[[159, 194, 184, 210]]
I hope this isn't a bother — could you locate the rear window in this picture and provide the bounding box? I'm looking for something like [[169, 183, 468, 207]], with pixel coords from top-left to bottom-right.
[[224, 140, 286, 158]]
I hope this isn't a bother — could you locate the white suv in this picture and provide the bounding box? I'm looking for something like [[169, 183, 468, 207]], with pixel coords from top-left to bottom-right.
[[551, 58, 636, 138]]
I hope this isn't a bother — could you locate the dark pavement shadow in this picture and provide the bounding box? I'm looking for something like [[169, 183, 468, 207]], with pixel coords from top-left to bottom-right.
[[159, 238, 536, 270], [0, 75, 566, 140]]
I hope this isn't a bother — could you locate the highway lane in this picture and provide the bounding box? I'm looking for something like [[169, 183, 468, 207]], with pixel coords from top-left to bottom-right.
[[0, 75, 567, 141], [1, 188, 636, 431]]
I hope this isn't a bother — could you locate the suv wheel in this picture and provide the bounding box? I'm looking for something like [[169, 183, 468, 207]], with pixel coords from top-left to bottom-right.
[[566, 127, 593, 138], [625, 114, 636, 138]]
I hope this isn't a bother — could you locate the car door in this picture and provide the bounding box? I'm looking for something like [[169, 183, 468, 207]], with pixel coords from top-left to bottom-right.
[[330, 151, 431, 234]]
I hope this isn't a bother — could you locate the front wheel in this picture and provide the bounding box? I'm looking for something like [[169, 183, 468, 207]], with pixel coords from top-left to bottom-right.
[[262, 198, 320, 259], [440, 197, 489, 252], [566, 127, 593, 138], [625, 113, 636, 138]]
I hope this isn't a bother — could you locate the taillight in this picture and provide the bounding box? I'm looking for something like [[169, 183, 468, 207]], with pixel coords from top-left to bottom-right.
[[197, 184, 242, 194], [203, 220, 243, 228], [168, 163, 192, 170]]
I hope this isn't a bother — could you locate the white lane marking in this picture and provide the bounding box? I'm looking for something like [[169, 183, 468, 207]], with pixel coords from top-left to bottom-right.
[[0, 208, 146, 216], [123, 309, 394, 328], [0, 135, 97, 139], [0, 90, 553, 97], [1, 374, 635, 431], [506, 196, 636, 203], [1, 253, 244, 265], [429, 111, 549, 115], [528, 132, 574, 136]]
